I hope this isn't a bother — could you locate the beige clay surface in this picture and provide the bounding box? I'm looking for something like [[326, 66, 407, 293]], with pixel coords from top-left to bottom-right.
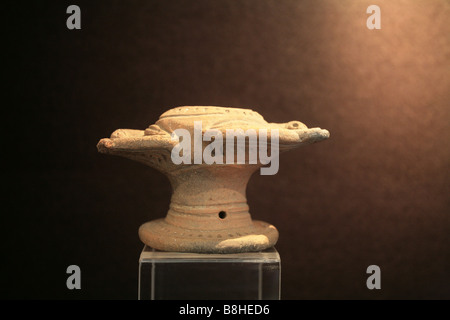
[[97, 106, 329, 253]]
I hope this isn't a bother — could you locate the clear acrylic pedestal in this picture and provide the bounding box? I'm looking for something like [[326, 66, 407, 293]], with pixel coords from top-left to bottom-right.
[[138, 246, 281, 300]]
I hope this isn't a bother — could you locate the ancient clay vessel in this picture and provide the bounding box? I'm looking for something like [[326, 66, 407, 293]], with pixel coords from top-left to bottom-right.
[[97, 106, 329, 253]]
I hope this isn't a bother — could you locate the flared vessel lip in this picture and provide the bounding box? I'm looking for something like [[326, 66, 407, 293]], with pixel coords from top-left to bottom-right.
[[96, 105, 330, 165], [159, 106, 259, 118]]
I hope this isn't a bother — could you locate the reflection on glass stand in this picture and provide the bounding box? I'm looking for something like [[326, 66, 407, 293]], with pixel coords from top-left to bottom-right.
[[138, 246, 281, 300]]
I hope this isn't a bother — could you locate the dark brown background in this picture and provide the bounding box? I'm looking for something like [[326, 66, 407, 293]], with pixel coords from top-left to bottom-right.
[[3, 0, 449, 299]]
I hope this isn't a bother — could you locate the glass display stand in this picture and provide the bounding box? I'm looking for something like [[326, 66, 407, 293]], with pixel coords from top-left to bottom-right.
[[138, 246, 281, 300]]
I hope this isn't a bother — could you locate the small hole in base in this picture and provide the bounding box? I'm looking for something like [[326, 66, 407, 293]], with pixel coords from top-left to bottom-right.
[[218, 211, 227, 219]]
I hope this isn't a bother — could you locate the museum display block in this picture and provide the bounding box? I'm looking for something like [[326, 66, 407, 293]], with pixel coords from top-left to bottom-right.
[[138, 246, 281, 300]]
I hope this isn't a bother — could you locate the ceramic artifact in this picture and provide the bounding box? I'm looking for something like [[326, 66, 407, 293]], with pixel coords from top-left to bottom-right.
[[97, 106, 329, 253]]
